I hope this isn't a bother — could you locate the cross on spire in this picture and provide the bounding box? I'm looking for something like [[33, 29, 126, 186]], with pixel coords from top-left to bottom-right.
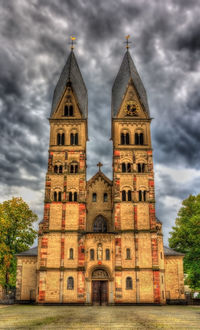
[[70, 36, 76, 50], [97, 162, 103, 172], [125, 35, 131, 49]]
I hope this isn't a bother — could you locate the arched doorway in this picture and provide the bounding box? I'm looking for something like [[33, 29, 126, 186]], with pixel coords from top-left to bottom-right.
[[92, 269, 109, 305]]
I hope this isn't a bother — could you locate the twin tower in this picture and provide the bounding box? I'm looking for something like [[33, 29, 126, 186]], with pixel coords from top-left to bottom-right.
[[21, 46, 184, 305]]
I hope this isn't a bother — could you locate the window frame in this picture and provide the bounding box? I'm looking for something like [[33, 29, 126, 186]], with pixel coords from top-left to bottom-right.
[[92, 193, 97, 202], [67, 276, 74, 290], [126, 277, 133, 290]]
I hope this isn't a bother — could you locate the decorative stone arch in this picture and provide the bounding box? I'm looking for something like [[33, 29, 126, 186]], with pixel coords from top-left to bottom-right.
[[136, 157, 146, 164], [138, 185, 148, 191], [121, 185, 133, 192], [120, 157, 132, 164], [93, 214, 108, 233], [88, 265, 113, 281]]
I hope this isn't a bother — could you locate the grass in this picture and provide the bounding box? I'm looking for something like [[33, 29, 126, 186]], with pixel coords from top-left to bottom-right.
[[0, 305, 200, 329]]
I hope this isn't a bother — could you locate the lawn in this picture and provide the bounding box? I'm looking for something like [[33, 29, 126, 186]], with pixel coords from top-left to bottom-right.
[[0, 305, 200, 329]]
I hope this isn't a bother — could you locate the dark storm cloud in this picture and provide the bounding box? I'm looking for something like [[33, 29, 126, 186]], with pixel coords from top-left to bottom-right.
[[0, 0, 199, 242]]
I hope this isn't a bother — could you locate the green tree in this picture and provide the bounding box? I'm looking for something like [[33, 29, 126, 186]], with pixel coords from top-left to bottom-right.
[[0, 197, 37, 290], [169, 194, 200, 290]]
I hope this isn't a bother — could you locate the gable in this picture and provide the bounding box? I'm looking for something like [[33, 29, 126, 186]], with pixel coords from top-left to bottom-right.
[[51, 84, 82, 119], [117, 81, 148, 119], [87, 171, 112, 189]]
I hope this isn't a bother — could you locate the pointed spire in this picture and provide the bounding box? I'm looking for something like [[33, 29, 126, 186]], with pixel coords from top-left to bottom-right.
[[112, 49, 150, 118], [51, 47, 87, 118]]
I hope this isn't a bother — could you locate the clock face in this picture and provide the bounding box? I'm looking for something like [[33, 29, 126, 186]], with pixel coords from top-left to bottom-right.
[[125, 102, 138, 116]]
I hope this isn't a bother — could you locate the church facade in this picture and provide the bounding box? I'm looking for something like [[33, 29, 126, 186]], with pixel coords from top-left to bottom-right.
[[16, 47, 185, 305]]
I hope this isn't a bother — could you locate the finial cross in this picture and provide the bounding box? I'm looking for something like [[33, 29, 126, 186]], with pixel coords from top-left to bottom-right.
[[125, 35, 131, 49], [70, 36, 76, 50], [97, 162, 103, 171]]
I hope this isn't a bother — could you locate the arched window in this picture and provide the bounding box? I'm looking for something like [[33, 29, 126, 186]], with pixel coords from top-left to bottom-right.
[[75, 133, 78, 145], [104, 193, 108, 202], [93, 215, 107, 233], [126, 248, 131, 260], [143, 190, 146, 201], [121, 133, 125, 145], [69, 192, 73, 202], [61, 133, 65, 145], [54, 191, 57, 202], [57, 133, 65, 145], [122, 163, 132, 173], [74, 192, 77, 202], [90, 249, 94, 260], [70, 133, 79, 145], [126, 133, 130, 145], [59, 165, 63, 174], [65, 105, 73, 117], [58, 191, 62, 202], [135, 132, 144, 145], [135, 133, 139, 145], [67, 277, 74, 290], [92, 193, 97, 202], [70, 164, 74, 173], [57, 133, 61, 145], [122, 190, 126, 201], [138, 163, 145, 172], [121, 132, 130, 145], [128, 190, 132, 201], [69, 105, 73, 116], [139, 190, 147, 202], [69, 248, 74, 259], [64, 105, 68, 116], [126, 277, 132, 290], [106, 249, 110, 260], [70, 133, 73, 145], [54, 165, 58, 173], [140, 133, 144, 145], [122, 163, 126, 172], [127, 163, 131, 172], [70, 163, 79, 173]]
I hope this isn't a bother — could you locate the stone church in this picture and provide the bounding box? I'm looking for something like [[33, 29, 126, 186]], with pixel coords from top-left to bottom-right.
[[16, 45, 185, 305]]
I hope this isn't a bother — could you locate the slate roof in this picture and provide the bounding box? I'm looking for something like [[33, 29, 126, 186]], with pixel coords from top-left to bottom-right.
[[164, 246, 184, 256], [51, 50, 88, 118], [112, 50, 150, 118], [16, 246, 38, 256]]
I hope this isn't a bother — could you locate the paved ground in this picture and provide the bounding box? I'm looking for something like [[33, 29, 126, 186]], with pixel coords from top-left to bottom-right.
[[0, 305, 200, 329]]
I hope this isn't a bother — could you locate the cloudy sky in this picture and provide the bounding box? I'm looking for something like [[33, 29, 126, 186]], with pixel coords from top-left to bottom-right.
[[0, 0, 200, 245]]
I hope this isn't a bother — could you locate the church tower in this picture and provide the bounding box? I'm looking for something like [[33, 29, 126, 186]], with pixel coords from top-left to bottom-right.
[[36, 48, 88, 303], [111, 46, 166, 304]]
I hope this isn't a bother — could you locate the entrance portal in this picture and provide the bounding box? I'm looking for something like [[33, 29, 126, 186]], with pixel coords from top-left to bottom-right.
[[91, 269, 109, 305], [92, 281, 108, 305]]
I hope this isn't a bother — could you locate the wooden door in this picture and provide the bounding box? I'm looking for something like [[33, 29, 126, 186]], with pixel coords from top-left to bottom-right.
[[92, 281, 108, 305], [92, 280, 100, 305], [100, 281, 108, 305]]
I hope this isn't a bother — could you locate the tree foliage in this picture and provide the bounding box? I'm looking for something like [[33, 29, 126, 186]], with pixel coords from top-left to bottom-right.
[[0, 197, 37, 289], [169, 194, 200, 290]]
